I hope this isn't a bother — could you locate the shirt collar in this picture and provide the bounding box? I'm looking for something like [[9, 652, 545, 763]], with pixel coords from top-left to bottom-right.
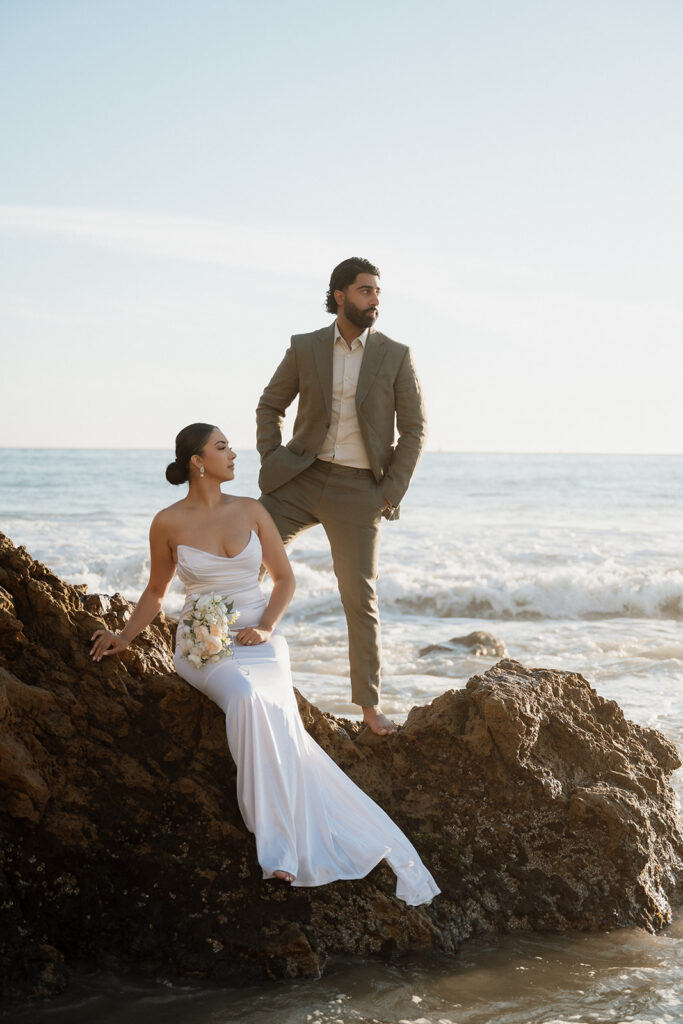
[[334, 322, 369, 349]]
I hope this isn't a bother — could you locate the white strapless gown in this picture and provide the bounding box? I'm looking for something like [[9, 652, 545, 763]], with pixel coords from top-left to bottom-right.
[[173, 530, 439, 906]]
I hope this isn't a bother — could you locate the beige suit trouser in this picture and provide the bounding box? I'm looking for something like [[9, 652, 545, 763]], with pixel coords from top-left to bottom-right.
[[260, 459, 383, 708]]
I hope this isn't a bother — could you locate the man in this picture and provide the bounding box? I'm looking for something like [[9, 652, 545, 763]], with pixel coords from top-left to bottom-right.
[[256, 257, 426, 735]]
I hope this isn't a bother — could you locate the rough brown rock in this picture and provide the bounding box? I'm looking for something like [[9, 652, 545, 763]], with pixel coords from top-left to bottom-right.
[[420, 630, 506, 657], [1, 533, 681, 1001]]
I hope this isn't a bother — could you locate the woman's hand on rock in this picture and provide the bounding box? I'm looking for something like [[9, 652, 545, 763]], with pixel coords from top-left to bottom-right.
[[90, 629, 129, 661], [236, 627, 272, 646]]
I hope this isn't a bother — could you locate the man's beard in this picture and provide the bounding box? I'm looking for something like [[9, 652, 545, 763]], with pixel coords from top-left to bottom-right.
[[343, 298, 378, 330]]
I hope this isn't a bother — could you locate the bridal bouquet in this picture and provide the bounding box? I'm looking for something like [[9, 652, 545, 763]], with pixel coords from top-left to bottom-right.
[[178, 593, 239, 668]]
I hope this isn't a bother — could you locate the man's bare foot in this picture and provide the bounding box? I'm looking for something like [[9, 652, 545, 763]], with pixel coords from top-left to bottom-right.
[[362, 706, 397, 736], [272, 870, 295, 883]]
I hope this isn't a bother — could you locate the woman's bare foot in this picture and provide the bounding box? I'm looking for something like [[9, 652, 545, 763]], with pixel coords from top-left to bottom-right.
[[362, 706, 397, 736], [272, 870, 296, 883]]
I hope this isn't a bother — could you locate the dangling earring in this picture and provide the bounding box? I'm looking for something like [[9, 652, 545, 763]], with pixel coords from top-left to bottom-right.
[[199, 466, 205, 478]]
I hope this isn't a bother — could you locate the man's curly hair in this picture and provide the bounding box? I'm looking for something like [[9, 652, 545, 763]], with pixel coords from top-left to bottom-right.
[[325, 257, 380, 314]]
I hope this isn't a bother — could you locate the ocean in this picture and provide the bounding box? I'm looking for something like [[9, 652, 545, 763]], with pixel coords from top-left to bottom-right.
[[1, 449, 682, 1023]]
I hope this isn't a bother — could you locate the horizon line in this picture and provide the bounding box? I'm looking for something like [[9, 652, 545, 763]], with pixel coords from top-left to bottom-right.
[[1, 447, 682, 457]]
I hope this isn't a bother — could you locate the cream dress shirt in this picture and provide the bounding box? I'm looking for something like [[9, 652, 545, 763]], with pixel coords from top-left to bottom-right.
[[317, 323, 372, 468]]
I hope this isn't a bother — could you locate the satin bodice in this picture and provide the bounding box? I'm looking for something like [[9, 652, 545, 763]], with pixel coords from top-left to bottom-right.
[[176, 530, 265, 624]]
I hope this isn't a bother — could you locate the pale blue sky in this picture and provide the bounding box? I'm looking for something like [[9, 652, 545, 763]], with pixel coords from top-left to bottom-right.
[[1, 0, 681, 451]]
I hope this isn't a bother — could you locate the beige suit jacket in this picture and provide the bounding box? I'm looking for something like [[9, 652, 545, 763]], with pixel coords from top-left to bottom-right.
[[256, 324, 426, 518]]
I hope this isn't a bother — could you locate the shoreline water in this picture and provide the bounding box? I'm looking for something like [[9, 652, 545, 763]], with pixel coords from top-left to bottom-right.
[[4, 920, 683, 1024]]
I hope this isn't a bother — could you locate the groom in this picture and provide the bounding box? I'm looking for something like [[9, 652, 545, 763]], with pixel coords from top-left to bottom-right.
[[256, 257, 426, 735]]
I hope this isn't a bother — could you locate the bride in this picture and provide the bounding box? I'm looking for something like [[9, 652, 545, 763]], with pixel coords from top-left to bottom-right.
[[90, 423, 439, 905]]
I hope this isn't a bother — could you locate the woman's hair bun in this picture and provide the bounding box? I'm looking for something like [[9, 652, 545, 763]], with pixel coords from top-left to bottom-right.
[[165, 459, 189, 485], [165, 423, 217, 486]]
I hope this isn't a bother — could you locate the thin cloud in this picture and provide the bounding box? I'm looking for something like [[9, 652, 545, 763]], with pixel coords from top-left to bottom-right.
[[2, 204, 676, 341], [0, 204, 551, 291], [0, 204, 328, 278]]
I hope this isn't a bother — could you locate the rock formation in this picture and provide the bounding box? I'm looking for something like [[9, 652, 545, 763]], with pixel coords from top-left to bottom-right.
[[419, 630, 506, 658], [1, 533, 682, 1001]]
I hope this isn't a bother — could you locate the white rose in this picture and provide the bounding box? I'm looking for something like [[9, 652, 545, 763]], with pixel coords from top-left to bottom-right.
[[205, 635, 223, 655], [187, 653, 202, 668], [196, 594, 211, 612]]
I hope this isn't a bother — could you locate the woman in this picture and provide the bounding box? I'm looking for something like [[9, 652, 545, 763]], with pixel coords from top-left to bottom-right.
[[91, 423, 439, 905]]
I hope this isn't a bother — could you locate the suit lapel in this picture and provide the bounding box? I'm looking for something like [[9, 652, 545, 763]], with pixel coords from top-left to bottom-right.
[[313, 324, 335, 417], [356, 331, 387, 407]]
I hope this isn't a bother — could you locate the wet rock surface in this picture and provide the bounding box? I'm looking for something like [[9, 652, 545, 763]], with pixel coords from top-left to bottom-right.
[[1, 533, 682, 1001], [419, 630, 506, 658]]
